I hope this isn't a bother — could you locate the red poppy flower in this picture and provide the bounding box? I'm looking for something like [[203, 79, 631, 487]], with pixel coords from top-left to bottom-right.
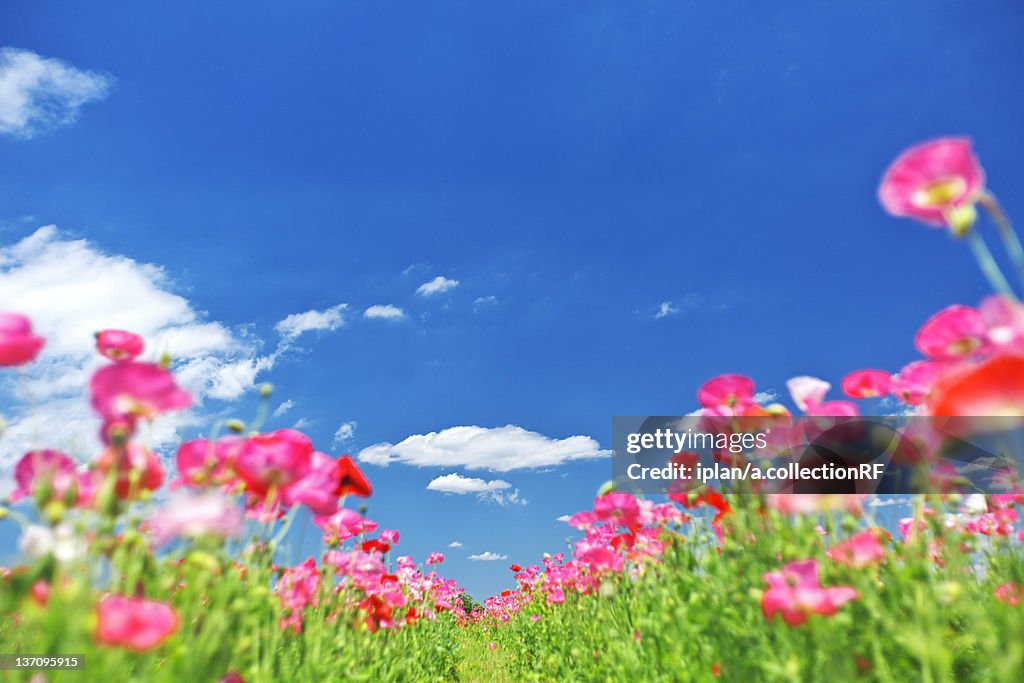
[[335, 456, 372, 498]]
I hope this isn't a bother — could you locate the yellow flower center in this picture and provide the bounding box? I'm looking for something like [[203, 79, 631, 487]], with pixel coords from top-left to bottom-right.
[[913, 177, 967, 208]]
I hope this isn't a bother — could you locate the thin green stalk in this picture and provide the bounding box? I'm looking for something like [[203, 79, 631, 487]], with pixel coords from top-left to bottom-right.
[[980, 192, 1024, 290], [965, 229, 1017, 299]]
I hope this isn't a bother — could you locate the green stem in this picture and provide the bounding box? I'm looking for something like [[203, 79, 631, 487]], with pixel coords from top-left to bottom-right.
[[965, 230, 1016, 299], [979, 192, 1024, 291]]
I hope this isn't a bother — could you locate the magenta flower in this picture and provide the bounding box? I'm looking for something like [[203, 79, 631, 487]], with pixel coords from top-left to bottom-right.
[[891, 360, 943, 405], [426, 552, 445, 566], [878, 137, 985, 228], [697, 374, 756, 412], [281, 451, 343, 515], [380, 529, 400, 545], [826, 529, 887, 568], [95, 595, 179, 651], [841, 369, 892, 399], [11, 449, 77, 502], [95, 329, 145, 362], [915, 304, 988, 360], [0, 312, 45, 367], [593, 492, 642, 530], [995, 583, 1023, 607], [313, 507, 378, 543], [90, 362, 192, 421], [980, 295, 1024, 350], [173, 436, 241, 488], [234, 429, 313, 498], [144, 490, 243, 546], [762, 559, 858, 626]]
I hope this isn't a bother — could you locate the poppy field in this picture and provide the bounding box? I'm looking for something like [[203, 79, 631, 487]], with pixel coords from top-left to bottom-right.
[[2, 138, 1024, 681]]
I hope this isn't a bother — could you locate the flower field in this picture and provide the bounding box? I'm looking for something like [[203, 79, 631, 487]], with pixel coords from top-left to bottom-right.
[[1, 138, 1024, 681]]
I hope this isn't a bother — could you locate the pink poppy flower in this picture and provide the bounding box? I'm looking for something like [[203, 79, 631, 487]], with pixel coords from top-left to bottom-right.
[[787, 376, 831, 412], [878, 137, 985, 228], [144, 490, 243, 546], [11, 450, 77, 502], [566, 511, 597, 529], [697, 374, 755, 412], [173, 436, 241, 488], [281, 451, 344, 515], [234, 429, 313, 497], [427, 552, 445, 566], [994, 583, 1023, 607], [762, 559, 858, 626], [380, 529, 400, 545], [915, 305, 988, 360], [765, 494, 866, 516], [0, 312, 45, 366], [980, 295, 1024, 350], [95, 329, 145, 362], [90, 362, 192, 421], [593, 492, 642, 530], [95, 595, 178, 651], [313, 507, 377, 544], [891, 360, 944, 405], [841, 370, 892, 399], [826, 529, 887, 568]]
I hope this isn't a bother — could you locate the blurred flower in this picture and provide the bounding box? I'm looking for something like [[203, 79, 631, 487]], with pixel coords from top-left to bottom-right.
[[426, 552, 445, 566], [11, 449, 77, 503], [144, 490, 243, 545], [0, 312, 45, 367], [19, 523, 86, 564], [593, 492, 642, 530], [335, 455, 372, 498], [174, 436, 241, 488], [762, 559, 858, 626], [878, 137, 985, 229], [234, 429, 313, 498], [90, 361, 192, 421], [891, 360, 943, 405], [928, 353, 1024, 419], [95, 329, 145, 362], [915, 305, 988, 360], [994, 582, 1023, 607], [94, 443, 164, 500], [841, 369, 892, 399], [697, 374, 755, 414], [95, 595, 178, 651], [827, 529, 887, 568], [787, 376, 831, 413]]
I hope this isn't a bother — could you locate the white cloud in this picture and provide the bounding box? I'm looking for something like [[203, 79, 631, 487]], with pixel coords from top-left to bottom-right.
[[358, 424, 611, 472], [556, 514, 572, 523], [273, 399, 296, 418], [655, 301, 679, 319], [0, 226, 346, 487], [468, 551, 508, 562], [473, 295, 498, 312], [416, 276, 459, 296], [363, 304, 405, 320], [426, 472, 527, 506], [753, 390, 779, 404], [274, 304, 346, 340], [333, 420, 357, 447], [427, 473, 512, 494], [0, 48, 113, 138], [447, 541, 463, 548], [867, 496, 915, 508]]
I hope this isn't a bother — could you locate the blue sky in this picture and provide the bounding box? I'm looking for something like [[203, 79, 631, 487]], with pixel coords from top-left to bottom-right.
[[1, 1, 1023, 598]]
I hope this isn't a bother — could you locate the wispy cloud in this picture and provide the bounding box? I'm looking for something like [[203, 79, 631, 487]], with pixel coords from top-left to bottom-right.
[[447, 541, 464, 548], [556, 514, 572, 523], [654, 301, 679, 319], [473, 295, 498, 312], [0, 48, 113, 138], [333, 421, 357, 447], [363, 304, 406, 320], [275, 304, 346, 340], [273, 399, 296, 418], [359, 424, 610, 472], [426, 472, 527, 506], [468, 551, 508, 562], [416, 276, 459, 296]]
